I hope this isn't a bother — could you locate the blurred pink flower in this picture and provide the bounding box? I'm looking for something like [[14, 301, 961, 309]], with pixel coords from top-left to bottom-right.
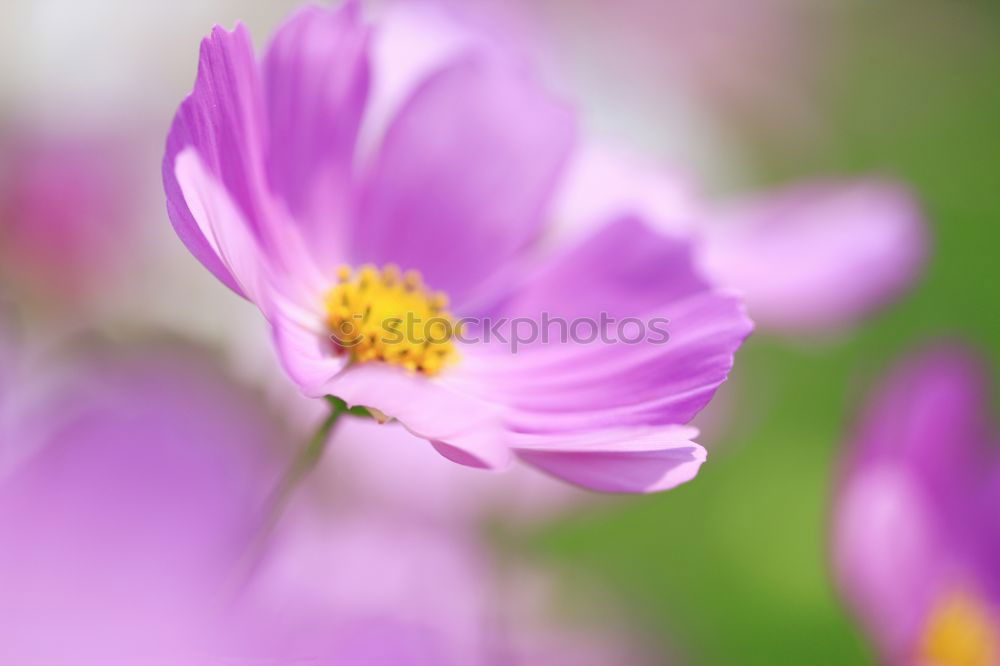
[[699, 180, 926, 332], [0, 129, 136, 304], [833, 345, 1000, 665], [163, 3, 752, 492], [0, 345, 283, 663], [0, 337, 653, 664], [253, 505, 655, 666]]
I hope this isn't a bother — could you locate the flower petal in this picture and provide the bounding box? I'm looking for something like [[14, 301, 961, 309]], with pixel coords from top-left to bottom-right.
[[269, 308, 347, 398], [328, 362, 511, 471], [548, 141, 700, 240], [163, 22, 269, 296], [263, 3, 370, 259], [469, 221, 752, 431], [699, 180, 927, 331], [355, 54, 575, 306], [845, 345, 993, 509], [513, 426, 706, 493], [473, 289, 751, 432], [173, 148, 267, 305], [175, 149, 329, 313], [833, 345, 998, 661], [833, 462, 943, 661], [497, 214, 710, 321], [358, 1, 482, 159]]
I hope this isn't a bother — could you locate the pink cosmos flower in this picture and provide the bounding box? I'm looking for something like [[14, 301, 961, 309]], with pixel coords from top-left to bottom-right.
[[833, 345, 1000, 665], [163, 2, 752, 492]]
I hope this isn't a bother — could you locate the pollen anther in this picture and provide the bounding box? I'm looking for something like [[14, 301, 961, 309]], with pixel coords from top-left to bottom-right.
[[324, 264, 459, 375]]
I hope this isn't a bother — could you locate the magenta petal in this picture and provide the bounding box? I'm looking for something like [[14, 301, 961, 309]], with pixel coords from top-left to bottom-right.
[[173, 149, 268, 304], [700, 180, 927, 331], [550, 141, 700, 236], [465, 217, 751, 434], [514, 426, 705, 493], [164, 23, 269, 296], [847, 346, 993, 505], [0, 348, 282, 662], [263, 3, 369, 256], [175, 147, 330, 314], [499, 215, 710, 321], [270, 310, 347, 398], [833, 345, 1000, 662], [834, 462, 943, 661], [473, 292, 752, 432], [323, 363, 512, 471], [355, 54, 575, 305]]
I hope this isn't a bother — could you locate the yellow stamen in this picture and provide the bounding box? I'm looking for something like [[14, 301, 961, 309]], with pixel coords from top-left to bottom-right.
[[920, 586, 999, 666], [323, 264, 459, 375]]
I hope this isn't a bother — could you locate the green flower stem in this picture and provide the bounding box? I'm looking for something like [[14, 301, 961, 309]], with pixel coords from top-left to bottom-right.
[[253, 396, 355, 550]]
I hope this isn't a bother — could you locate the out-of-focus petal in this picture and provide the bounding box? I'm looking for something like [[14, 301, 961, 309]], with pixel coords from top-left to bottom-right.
[[263, 3, 369, 258], [833, 344, 999, 662], [834, 462, 945, 662], [548, 141, 700, 239], [847, 346, 993, 508], [355, 54, 575, 306], [0, 346, 282, 664], [699, 180, 926, 331], [358, 0, 484, 158], [164, 23, 270, 296], [513, 426, 706, 493]]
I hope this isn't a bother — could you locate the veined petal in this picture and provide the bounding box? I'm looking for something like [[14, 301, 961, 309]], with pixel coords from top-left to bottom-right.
[[470, 221, 752, 431], [175, 148, 329, 315], [355, 54, 575, 306], [263, 3, 370, 260], [700, 180, 927, 332], [470, 290, 751, 432], [497, 215, 710, 321], [163, 22, 270, 296], [174, 148, 268, 305]]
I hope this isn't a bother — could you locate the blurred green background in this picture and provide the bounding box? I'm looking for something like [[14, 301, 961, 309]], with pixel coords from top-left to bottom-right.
[[523, 1, 1000, 663]]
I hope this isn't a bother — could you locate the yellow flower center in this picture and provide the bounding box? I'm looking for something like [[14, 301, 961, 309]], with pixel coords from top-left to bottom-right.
[[323, 264, 459, 376], [920, 587, 999, 666]]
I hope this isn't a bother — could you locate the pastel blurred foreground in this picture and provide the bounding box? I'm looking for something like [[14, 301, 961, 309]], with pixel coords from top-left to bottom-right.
[[0, 334, 649, 664]]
